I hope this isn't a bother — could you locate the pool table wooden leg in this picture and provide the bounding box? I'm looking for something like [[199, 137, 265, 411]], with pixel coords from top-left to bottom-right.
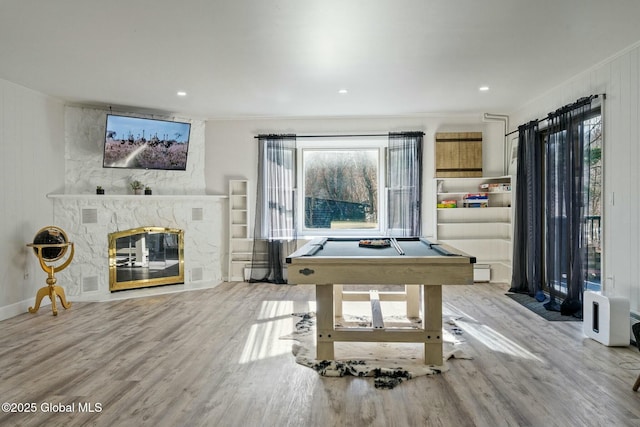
[[316, 284, 335, 360], [333, 284, 343, 317], [405, 284, 420, 318], [423, 285, 443, 365]]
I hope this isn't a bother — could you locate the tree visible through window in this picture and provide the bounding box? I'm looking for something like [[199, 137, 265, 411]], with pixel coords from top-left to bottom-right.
[[584, 115, 602, 291], [303, 149, 379, 231]]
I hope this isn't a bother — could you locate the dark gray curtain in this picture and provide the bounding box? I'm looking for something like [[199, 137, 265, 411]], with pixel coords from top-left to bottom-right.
[[544, 97, 593, 315], [510, 121, 544, 298], [249, 135, 297, 284], [387, 132, 423, 236], [512, 95, 597, 317]]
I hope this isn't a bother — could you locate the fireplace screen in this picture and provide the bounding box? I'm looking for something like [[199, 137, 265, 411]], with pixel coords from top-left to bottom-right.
[[108, 227, 184, 292]]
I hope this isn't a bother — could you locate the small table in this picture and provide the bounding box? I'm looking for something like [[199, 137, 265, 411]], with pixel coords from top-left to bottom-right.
[[286, 237, 475, 365]]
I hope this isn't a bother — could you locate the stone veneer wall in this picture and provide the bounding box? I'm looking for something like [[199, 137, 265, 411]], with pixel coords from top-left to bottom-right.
[[65, 106, 206, 195], [50, 195, 225, 301]]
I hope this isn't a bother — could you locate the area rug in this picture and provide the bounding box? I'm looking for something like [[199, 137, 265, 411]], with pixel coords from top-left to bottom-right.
[[506, 293, 582, 322], [281, 311, 471, 389]]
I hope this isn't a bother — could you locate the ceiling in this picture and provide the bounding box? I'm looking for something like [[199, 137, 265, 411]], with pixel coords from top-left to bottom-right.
[[1, 0, 640, 120]]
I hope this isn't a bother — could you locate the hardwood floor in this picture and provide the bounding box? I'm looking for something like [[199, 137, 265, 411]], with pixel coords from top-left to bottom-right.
[[0, 282, 638, 427]]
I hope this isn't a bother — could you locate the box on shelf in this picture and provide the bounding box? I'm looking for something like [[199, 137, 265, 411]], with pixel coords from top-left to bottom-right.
[[437, 199, 457, 208], [463, 201, 489, 208], [480, 183, 512, 192], [465, 193, 488, 199], [463, 193, 488, 208]]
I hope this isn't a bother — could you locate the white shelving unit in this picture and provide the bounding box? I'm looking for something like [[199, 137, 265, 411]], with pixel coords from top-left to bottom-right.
[[435, 176, 512, 283], [228, 180, 251, 282]]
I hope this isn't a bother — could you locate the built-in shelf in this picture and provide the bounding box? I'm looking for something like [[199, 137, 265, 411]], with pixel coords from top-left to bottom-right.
[[435, 176, 513, 283], [228, 180, 251, 282]]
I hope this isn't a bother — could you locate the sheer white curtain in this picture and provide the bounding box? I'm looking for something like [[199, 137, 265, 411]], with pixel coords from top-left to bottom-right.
[[387, 132, 423, 236], [249, 135, 297, 284]]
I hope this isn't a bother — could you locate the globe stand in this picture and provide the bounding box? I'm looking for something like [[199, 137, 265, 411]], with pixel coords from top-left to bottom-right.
[[26, 227, 74, 316]]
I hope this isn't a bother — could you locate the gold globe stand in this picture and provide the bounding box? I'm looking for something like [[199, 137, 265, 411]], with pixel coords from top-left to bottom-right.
[[26, 229, 74, 316]]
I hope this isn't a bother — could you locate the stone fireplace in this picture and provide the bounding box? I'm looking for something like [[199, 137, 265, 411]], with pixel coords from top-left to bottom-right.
[[49, 194, 226, 301]]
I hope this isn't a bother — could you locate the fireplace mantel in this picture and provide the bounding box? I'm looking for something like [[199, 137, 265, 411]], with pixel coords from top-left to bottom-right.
[[48, 193, 227, 200], [48, 193, 227, 301]]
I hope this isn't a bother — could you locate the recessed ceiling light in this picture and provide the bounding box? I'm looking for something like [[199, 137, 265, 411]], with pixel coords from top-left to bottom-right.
[[338, 89, 348, 94], [177, 91, 187, 97], [479, 86, 490, 92]]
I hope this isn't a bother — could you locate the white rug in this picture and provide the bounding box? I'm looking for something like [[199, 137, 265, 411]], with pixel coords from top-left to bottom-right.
[[282, 308, 471, 389]]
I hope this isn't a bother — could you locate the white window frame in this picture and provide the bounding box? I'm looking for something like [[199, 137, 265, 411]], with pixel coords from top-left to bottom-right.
[[296, 138, 387, 237]]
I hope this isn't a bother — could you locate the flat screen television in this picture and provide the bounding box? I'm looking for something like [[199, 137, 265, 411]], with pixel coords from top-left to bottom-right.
[[103, 114, 191, 170]]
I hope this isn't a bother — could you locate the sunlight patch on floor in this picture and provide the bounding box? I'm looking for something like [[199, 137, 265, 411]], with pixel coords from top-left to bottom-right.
[[454, 318, 544, 362], [239, 300, 314, 364], [443, 303, 543, 361], [256, 300, 294, 320]]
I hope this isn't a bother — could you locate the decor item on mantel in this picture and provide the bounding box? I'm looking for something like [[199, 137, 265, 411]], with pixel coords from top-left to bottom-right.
[[96, 186, 104, 195], [145, 186, 152, 195], [130, 180, 144, 195]]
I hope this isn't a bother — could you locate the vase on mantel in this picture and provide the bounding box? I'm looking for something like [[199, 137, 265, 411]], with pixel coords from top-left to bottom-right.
[[130, 180, 144, 195]]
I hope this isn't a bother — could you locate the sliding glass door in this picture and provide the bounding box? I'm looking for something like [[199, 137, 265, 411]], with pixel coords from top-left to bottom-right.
[[544, 110, 602, 297], [583, 114, 602, 291]]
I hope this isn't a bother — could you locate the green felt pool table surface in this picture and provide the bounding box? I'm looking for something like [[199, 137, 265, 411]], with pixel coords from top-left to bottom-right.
[[287, 237, 476, 261]]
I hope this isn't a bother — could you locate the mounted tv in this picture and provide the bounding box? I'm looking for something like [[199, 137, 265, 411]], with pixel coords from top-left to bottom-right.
[[103, 114, 191, 170]]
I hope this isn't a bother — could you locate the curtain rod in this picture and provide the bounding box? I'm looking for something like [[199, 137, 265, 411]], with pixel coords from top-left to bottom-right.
[[506, 93, 604, 137], [254, 131, 424, 139]]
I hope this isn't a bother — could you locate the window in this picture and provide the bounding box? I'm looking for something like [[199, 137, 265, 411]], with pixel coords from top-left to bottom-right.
[[297, 139, 386, 236]]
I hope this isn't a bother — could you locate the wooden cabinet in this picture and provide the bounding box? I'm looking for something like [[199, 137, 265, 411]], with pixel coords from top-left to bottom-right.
[[435, 132, 482, 177], [228, 180, 251, 281], [435, 176, 512, 282]]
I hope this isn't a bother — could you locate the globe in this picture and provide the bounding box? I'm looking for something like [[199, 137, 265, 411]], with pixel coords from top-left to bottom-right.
[[32, 226, 69, 261]]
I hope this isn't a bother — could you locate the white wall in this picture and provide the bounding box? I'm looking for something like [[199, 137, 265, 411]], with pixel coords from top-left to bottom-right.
[[509, 41, 640, 316], [205, 115, 505, 240], [0, 78, 65, 319]]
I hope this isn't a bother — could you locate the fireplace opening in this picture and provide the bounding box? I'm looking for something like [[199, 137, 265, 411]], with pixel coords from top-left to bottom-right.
[[108, 227, 184, 292]]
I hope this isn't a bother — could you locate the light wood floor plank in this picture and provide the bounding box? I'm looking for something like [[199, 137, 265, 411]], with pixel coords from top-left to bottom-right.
[[0, 282, 638, 426]]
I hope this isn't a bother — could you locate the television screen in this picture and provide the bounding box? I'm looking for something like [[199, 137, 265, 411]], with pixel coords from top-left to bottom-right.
[[103, 114, 191, 170]]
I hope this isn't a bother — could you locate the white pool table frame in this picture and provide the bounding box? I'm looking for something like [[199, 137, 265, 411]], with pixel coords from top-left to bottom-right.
[[287, 241, 474, 365]]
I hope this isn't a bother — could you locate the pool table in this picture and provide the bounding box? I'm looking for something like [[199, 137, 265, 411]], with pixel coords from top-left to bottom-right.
[[286, 237, 476, 365]]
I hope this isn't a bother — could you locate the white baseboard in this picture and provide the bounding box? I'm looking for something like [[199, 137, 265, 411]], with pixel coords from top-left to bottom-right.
[[0, 298, 51, 322]]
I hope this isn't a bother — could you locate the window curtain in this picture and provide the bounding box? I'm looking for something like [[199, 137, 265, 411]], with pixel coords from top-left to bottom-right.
[[387, 132, 423, 236], [249, 135, 297, 284], [510, 121, 544, 298], [544, 97, 594, 316]]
